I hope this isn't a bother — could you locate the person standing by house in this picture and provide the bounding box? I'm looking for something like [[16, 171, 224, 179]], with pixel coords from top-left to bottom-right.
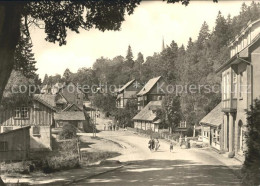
[[104, 124, 106, 131]]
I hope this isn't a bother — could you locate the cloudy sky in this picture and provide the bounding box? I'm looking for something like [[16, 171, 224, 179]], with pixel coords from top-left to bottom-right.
[[30, 1, 250, 79]]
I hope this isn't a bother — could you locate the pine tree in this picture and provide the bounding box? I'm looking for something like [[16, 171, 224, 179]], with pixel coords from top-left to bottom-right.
[[63, 68, 72, 84], [42, 74, 49, 85], [125, 45, 134, 68], [215, 11, 229, 46], [134, 52, 144, 81], [197, 21, 210, 49], [14, 23, 37, 79]]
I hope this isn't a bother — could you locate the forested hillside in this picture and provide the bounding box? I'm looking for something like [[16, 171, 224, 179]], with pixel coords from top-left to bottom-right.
[[43, 2, 260, 128]]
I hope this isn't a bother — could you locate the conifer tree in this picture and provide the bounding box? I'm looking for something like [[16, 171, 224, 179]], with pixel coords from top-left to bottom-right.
[[125, 45, 134, 68], [14, 23, 37, 79]]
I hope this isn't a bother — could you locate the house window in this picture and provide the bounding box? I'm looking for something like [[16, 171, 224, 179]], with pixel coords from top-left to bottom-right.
[[15, 107, 29, 119], [232, 71, 237, 98], [216, 130, 220, 143], [223, 74, 226, 100], [226, 72, 230, 99], [203, 131, 208, 138], [239, 72, 244, 98], [179, 121, 186, 128], [0, 141, 8, 151], [32, 126, 40, 136]]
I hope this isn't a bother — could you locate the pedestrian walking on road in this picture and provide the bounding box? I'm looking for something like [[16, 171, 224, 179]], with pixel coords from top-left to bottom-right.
[[148, 137, 155, 151], [151, 138, 155, 151], [155, 138, 160, 151], [170, 141, 173, 152]]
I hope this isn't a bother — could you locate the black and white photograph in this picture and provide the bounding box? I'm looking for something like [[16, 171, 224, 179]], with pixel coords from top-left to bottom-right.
[[0, 0, 260, 185]]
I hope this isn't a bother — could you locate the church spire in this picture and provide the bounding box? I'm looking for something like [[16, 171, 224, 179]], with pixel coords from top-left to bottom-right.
[[162, 36, 165, 51]]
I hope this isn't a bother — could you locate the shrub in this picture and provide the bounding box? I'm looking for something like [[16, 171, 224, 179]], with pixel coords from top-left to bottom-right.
[[42, 154, 79, 173], [242, 99, 260, 186], [59, 123, 77, 140], [42, 139, 79, 173], [0, 161, 32, 174]]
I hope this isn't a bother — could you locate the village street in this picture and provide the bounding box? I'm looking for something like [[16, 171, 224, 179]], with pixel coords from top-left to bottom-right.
[[73, 119, 243, 186]]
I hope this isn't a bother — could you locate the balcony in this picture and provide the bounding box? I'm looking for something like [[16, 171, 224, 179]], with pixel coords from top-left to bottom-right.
[[222, 98, 237, 112]]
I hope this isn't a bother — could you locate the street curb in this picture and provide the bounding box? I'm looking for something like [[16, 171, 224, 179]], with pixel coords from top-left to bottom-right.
[[64, 165, 125, 185]]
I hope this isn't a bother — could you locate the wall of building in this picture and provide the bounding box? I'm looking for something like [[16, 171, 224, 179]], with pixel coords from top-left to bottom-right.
[[60, 83, 84, 107], [30, 126, 51, 151], [0, 127, 30, 161], [251, 39, 260, 100], [0, 101, 54, 151], [201, 125, 221, 150], [55, 120, 83, 130], [0, 101, 53, 127], [230, 20, 260, 58], [201, 125, 210, 144]]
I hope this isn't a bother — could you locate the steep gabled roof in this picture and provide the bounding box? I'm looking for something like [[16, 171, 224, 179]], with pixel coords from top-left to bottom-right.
[[137, 76, 161, 96], [200, 103, 222, 127], [55, 93, 68, 104], [133, 100, 162, 121], [117, 79, 135, 93], [33, 94, 56, 111], [62, 103, 82, 111], [54, 111, 85, 121]]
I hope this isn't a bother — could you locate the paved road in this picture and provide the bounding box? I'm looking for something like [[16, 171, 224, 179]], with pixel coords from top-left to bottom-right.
[[75, 130, 242, 186]]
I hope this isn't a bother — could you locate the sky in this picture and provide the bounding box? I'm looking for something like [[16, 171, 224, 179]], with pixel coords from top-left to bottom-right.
[[30, 1, 251, 79]]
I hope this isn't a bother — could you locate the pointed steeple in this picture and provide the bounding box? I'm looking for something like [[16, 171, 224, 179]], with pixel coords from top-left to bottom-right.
[[162, 36, 165, 51]]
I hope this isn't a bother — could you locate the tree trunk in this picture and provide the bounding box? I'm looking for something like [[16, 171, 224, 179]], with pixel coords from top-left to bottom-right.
[[0, 3, 24, 103], [0, 3, 23, 183]]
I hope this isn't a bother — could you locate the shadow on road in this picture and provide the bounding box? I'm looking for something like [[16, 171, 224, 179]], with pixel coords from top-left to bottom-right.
[[81, 159, 242, 185]]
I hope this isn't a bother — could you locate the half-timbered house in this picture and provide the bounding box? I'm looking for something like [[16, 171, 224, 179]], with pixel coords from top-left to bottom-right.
[[116, 79, 141, 108], [136, 76, 166, 110], [0, 94, 56, 151], [133, 100, 162, 132]]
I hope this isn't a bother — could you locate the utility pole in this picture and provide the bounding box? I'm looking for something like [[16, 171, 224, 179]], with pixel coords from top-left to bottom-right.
[[94, 107, 97, 137]]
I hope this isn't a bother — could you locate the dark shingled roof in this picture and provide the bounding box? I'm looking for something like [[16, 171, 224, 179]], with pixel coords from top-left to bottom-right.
[[133, 100, 162, 121], [54, 111, 85, 121], [137, 76, 161, 96], [117, 79, 135, 93], [200, 103, 222, 127], [33, 94, 56, 110]]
